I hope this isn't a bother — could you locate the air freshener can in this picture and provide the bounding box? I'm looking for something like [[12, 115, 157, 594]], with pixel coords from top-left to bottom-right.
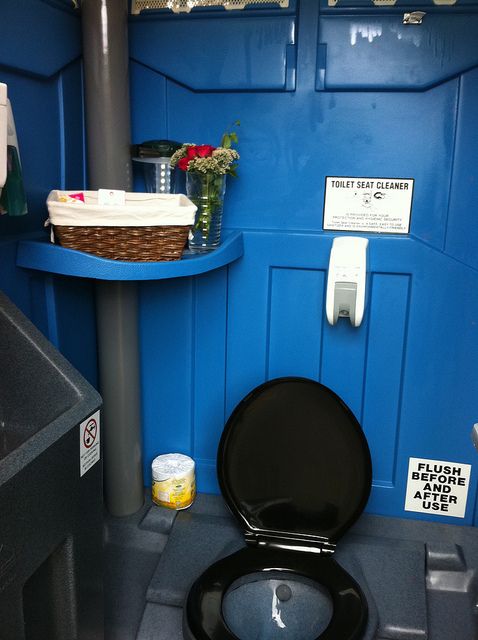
[[151, 453, 196, 510]]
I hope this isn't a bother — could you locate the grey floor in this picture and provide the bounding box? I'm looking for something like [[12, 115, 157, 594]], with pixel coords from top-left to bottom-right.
[[104, 493, 478, 640]]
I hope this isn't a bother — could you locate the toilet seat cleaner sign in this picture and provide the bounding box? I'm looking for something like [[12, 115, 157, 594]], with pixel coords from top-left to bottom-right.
[[405, 457, 471, 518], [323, 176, 414, 233]]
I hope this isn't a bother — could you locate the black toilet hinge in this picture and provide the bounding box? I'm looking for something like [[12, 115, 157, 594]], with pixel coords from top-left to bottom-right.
[[244, 532, 336, 555]]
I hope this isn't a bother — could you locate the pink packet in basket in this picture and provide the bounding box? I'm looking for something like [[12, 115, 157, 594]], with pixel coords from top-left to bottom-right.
[[58, 191, 85, 203]]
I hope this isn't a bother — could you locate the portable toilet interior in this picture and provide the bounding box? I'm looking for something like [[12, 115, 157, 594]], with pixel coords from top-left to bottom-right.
[[1, 1, 478, 639]]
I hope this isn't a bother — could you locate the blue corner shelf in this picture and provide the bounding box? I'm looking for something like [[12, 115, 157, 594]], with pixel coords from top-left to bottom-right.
[[16, 231, 243, 281], [16, 229, 243, 516]]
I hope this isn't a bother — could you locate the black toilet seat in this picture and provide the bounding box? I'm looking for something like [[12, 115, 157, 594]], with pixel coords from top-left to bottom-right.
[[185, 546, 368, 640], [184, 378, 372, 640]]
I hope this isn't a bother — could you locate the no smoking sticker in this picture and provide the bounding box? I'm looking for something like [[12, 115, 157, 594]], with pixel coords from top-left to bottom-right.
[[80, 410, 101, 477], [405, 457, 471, 518]]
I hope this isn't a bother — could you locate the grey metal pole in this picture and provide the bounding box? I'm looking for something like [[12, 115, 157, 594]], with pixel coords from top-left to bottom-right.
[[96, 281, 144, 516], [82, 0, 132, 190], [82, 1, 143, 515]]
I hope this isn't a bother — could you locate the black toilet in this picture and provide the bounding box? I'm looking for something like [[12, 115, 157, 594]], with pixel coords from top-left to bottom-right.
[[183, 377, 372, 640]]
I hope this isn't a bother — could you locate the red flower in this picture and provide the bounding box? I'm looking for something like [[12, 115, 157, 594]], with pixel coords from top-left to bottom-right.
[[196, 144, 215, 157], [176, 144, 216, 171], [177, 157, 190, 171], [186, 146, 198, 159]]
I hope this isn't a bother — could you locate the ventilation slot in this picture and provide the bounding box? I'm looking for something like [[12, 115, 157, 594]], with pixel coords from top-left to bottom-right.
[[131, 0, 289, 14]]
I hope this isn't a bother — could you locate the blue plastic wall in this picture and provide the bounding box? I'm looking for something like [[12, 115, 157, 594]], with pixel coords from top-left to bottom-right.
[[0, 0, 98, 386], [130, 0, 478, 526], [2, 0, 478, 526]]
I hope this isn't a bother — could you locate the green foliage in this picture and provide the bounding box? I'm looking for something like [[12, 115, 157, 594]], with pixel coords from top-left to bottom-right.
[[220, 121, 240, 150]]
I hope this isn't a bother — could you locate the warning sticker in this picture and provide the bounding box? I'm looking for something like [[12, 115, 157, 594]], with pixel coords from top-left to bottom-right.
[[80, 410, 101, 477], [404, 457, 471, 518], [323, 176, 414, 234]]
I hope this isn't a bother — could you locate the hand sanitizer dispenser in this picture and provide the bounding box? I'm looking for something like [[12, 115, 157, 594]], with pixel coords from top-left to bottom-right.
[[0, 83, 7, 189], [326, 236, 368, 328]]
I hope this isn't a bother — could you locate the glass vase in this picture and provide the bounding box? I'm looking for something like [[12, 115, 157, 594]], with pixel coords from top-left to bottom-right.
[[186, 172, 226, 252]]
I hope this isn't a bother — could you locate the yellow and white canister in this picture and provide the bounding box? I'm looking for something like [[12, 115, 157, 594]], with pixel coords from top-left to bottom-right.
[[151, 453, 196, 510]]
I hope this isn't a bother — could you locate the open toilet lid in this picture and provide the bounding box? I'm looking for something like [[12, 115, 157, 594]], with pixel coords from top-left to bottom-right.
[[218, 377, 372, 546]]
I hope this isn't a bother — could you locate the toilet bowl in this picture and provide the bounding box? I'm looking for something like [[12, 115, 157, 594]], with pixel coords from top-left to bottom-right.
[[183, 377, 372, 640]]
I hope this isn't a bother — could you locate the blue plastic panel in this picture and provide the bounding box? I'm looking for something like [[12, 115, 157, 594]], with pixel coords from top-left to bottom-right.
[[139, 267, 231, 493], [3, 0, 478, 531], [224, 231, 478, 525], [320, 0, 478, 8], [129, 15, 297, 91], [0, 1, 88, 376], [0, 241, 34, 318], [361, 273, 410, 486], [268, 267, 325, 380], [161, 78, 457, 248], [1, 68, 61, 233], [0, 0, 81, 78], [128, 1, 478, 527], [61, 61, 86, 190], [139, 277, 195, 466], [318, 13, 478, 91], [445, 68, 478, 269], [0, 64, 85, 234], [191, 269, 230, 487], [130, 62, 168, 143], [0, 0, 85, 236], [130, 0, 460, 247], [53, 276, 98, 388]]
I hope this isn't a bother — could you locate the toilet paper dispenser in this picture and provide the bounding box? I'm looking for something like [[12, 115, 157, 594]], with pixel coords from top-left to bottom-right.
[[326, 236, 368, 328]]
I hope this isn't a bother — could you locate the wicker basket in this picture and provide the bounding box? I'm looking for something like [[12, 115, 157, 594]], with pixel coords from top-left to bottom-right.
[[53, 225, 190, 262], [47, 191, 197, 262]]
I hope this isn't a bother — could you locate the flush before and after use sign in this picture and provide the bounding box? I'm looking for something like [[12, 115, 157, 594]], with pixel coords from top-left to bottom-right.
[[405, 457, 472, 518]]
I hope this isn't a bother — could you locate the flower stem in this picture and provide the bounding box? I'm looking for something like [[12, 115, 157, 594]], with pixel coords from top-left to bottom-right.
[[193, 174, 222, 240]]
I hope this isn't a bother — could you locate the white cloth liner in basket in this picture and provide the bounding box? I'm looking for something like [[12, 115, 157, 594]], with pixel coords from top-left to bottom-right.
[[45, 190, 197, 241]]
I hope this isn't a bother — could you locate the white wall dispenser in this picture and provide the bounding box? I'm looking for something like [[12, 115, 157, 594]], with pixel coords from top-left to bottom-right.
[[326, 236, 369, 327], [0, 83, 7, 189]]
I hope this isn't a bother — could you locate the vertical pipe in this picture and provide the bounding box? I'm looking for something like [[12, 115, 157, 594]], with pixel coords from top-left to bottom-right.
[[96, 281, 144, 516], [82, 1, 143, 515], [81, 0, 132, 190]]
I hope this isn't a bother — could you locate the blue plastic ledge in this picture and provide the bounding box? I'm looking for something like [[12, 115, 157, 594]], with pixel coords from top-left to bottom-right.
[[16, 231, 243, 281]]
